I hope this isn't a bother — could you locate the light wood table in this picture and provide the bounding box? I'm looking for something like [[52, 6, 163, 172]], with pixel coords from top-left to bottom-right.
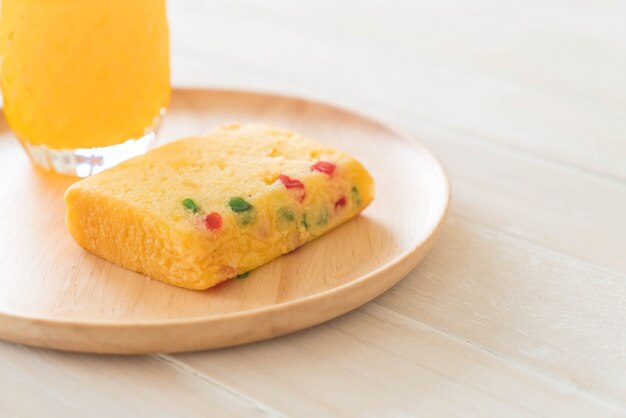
[[2, 1, 625, 416]]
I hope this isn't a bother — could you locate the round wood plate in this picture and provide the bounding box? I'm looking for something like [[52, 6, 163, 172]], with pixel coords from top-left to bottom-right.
[[0, 88, 449, 354]]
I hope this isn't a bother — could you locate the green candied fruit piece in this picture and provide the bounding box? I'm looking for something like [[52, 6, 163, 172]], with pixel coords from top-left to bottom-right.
[[182, 198, 200, 213], [236, 210, 257, 226], [302, 213, 309, 230], [236, 272, 250, 279], [316, 207, 330, 226], [351, 186, 361, 206], [278, 207, 295, 222], [229, 197, 252, 212]]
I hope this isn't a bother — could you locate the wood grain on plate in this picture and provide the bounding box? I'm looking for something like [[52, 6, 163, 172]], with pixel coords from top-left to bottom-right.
[[0, 88, 449, 354]]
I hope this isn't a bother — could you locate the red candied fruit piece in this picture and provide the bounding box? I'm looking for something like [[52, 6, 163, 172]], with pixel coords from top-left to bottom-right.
[[278, 174, 305, 189], [335, 196, 347, 209], [204, 212, 223, 230], [311, 161, 336, 175]]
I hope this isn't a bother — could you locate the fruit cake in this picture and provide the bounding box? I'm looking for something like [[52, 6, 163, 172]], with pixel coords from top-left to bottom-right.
[[64, 123, 375, 289]]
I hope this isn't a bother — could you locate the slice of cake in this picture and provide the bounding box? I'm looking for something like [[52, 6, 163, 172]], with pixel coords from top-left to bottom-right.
[[64, 124, 375, 290]]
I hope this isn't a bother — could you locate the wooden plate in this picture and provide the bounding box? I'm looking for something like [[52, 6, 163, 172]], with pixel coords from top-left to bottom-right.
[[0, 88, 449, 354]]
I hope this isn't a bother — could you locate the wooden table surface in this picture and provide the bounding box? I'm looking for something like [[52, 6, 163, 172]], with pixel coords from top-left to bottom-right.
[[2, 1, 625, 416]]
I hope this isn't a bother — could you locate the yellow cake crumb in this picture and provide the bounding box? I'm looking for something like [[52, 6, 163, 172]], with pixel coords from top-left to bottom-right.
[[64, 124, 375, 289]]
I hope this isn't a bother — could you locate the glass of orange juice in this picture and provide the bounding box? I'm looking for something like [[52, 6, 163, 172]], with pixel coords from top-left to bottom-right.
[[0, 0, 170, 177]]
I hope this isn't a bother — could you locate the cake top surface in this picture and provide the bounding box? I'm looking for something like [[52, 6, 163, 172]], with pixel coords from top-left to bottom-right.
[[73, 124, 356, 228]]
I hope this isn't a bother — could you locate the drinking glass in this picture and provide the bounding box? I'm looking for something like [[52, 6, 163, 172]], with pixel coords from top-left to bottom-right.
[[0, 0, 170, 177]]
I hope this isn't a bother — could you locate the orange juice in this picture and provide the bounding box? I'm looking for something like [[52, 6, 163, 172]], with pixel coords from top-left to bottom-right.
[[0, 0, 170, 176]]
